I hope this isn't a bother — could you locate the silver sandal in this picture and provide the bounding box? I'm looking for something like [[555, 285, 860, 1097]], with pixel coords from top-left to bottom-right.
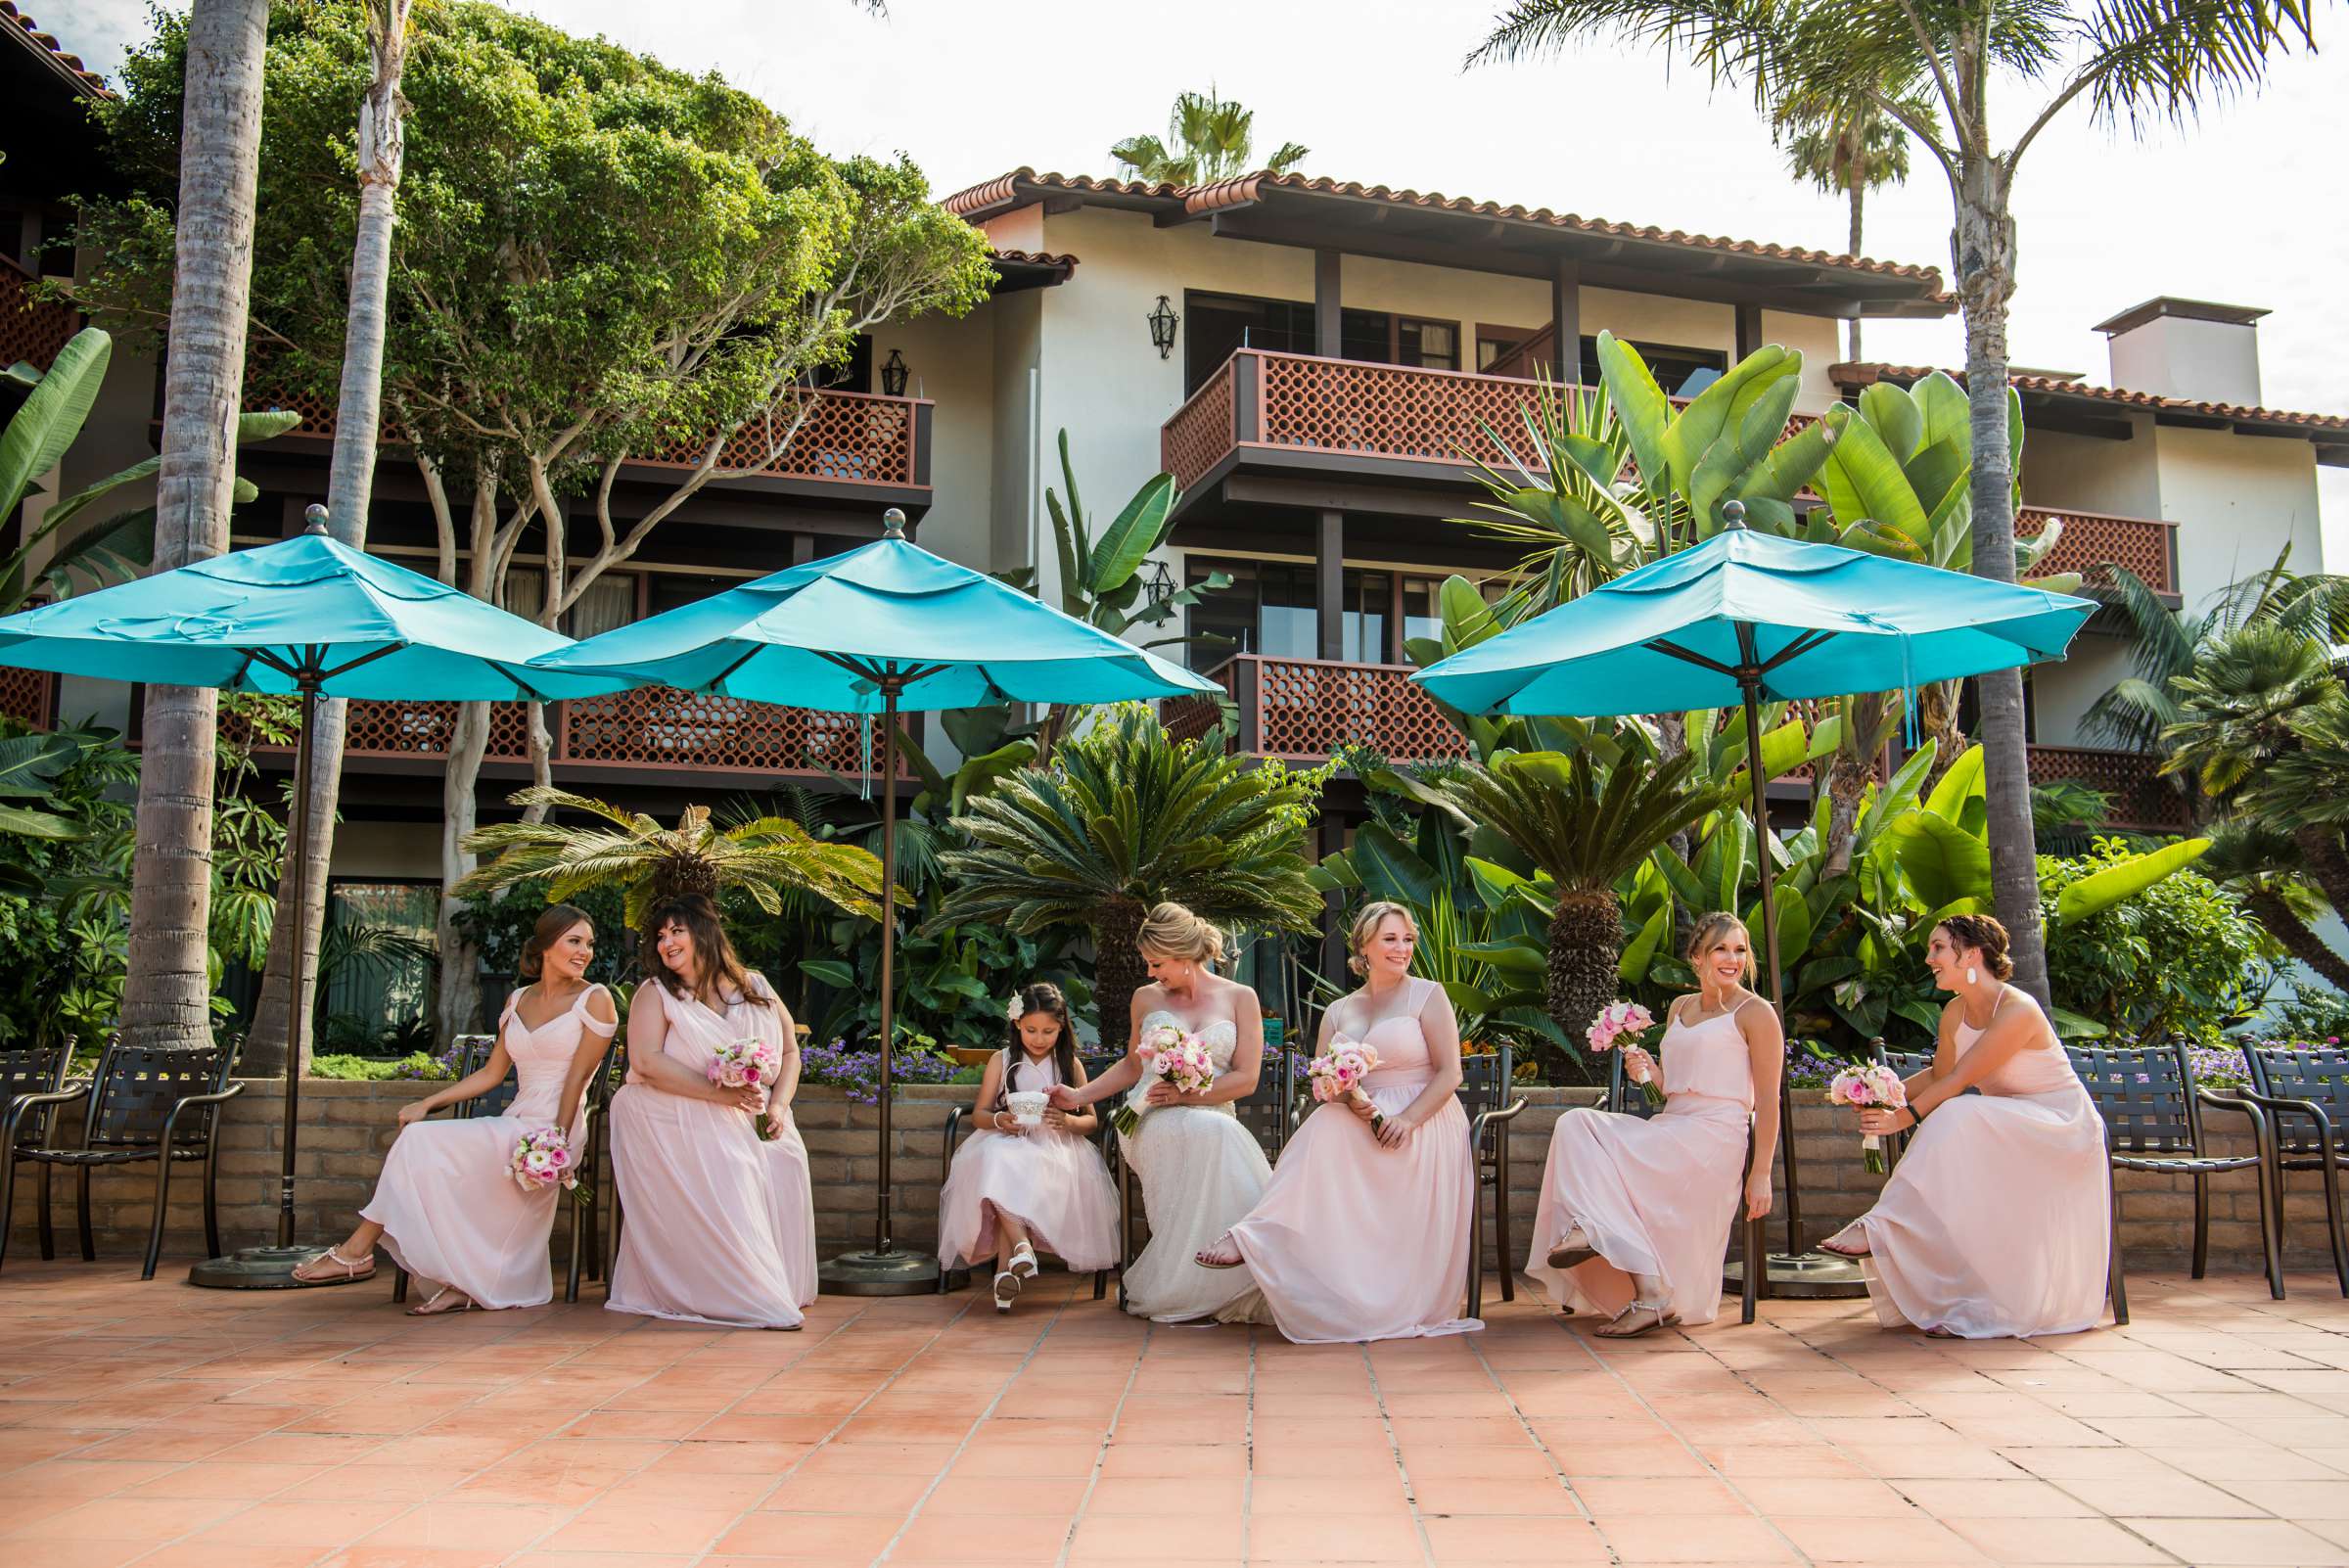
[[291, 1247, 375, 1285], [1008, 1241, 1038, 1280], [992, 1269, 1022, 1310], [406, 1285, 475, 1317]]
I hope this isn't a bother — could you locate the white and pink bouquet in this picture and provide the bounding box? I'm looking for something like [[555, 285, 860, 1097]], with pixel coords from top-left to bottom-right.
[[1588, 1000, 1662, 1106], [508, 1126, 580, 1197], [708, 1036, 780, 1118], [1113, 1022, 1215, 1138], [1307, 1040, 1386, 1133], [1828, 1062, 1909, 1174]]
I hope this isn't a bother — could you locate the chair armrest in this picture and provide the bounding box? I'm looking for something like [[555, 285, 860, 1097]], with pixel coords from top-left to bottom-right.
[[942, 1106, 965, 1179], [158, 1080, 247, 1144], [2231, 1087, 2332, 1140], [2197, 1086, 2279, 1161], [3, 1080, 92, 1145], [1467, 1097, 1529, 1154]]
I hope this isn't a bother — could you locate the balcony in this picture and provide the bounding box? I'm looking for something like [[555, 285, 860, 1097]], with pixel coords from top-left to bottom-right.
[[1169, 655, 2191, 832], [2017, 505, 2178, 599], [1, 258, 82, 374]]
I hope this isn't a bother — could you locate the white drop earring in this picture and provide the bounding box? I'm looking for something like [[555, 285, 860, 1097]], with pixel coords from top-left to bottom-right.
[[1964, 965, 1979, 986]]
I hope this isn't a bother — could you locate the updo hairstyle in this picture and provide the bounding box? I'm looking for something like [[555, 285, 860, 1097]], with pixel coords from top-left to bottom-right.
[[519, 903, 595, 982], [1935, 913, 2014, 980], [1347, 900, 1419, 977], [1136, 901, 1228, 966]]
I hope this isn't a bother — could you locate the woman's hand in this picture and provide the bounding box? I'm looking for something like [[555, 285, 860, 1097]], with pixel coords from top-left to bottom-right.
[[1622, 1045, 1659, 1086], [1144, 1083, 1191, 1108], [992, 1111, 1028, 1136], [395, 1099, 431, 1127], [717, 1082, 765, 1114], [1857, 1106, 1914, 1136], [1046, 1084, 1083, 1110], [1373, 1113, 1413, 1150], [1042, 1107, 1074, 1132], [1342, 1091, 1378, 1124], [1745, 1177, 1773, 1220]]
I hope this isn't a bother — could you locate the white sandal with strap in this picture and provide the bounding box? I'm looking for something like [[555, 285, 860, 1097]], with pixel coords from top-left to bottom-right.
[[992, 1269, 1022, 1311], [292, 1247, 375, 1284], [1595, 1299, 1681, 1339], [407, 1285, 475, 1317], [1007, 1241, 1038, 1281]]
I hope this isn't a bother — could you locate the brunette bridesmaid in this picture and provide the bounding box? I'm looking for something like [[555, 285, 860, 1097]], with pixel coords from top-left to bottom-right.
[[1527, 912, 1780, 1336], [1821, 914, 2112, 1339], [290, 905, 617, 1314], [606, 894, 814, 1329], [1194, 902, 1480, 1342]]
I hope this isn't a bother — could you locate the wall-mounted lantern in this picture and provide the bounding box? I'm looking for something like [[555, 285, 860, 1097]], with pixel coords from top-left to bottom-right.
[[1147, 296, 1178, 360], [880, 348, 910, 396]]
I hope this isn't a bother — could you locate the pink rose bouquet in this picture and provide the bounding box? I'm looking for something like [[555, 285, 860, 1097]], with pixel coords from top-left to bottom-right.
[[508, 1126, 579, 1197], [1113, 1022, 1215, 1137], [1828, 1062, 1909, 1174], [709, 1035, 780, 1120], [1307, 1040, 1386, 1133], [1588, 1000, 1662, 1106]]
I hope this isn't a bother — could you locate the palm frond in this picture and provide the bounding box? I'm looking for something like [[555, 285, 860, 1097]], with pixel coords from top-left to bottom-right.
[[2078, 0, 2317, 133]]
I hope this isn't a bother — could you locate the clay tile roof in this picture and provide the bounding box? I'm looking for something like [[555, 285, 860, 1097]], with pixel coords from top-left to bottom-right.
[[1831, 361, 2349, 437], [987, 248, 1080, 275], [2, 1, 112, 98], [942, 165, 1948, 294]]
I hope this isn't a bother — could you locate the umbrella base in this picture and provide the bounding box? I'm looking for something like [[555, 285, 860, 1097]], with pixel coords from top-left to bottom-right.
[[818, 1248, 942, 1297], [187, 1244, 355, 1291], [1724, 1250, 1870, 1300]]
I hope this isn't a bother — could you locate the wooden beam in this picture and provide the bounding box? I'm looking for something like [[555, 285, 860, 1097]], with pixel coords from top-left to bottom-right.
[[1316, 510, 1344, 660], [1735, 302, 1765, 360], [1550, 262, 1582, 380], [1314, 250, 1342, 356]]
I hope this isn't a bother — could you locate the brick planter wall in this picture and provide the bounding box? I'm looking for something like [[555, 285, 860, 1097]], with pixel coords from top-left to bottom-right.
[[6, 1079, 2326, 1282]]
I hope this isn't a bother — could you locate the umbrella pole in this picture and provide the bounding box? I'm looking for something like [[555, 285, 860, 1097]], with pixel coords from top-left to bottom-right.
[[817, 676, 938, 1296]]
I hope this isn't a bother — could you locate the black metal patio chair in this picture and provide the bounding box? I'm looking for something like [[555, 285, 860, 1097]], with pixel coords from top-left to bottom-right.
[[939, 1050, 1120, 1300], [1600, 1047, 1766, 1325], [2238, 1044, 2349, 1299], [0, 1037, 243, 1279], [1872, 1041, 1947, 1169], [1461, 1046, 1527, 1319], [2068, 1039, 2282, 1323]]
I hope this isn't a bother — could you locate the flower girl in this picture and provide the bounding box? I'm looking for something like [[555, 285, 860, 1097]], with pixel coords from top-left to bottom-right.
[[937, 982, 1121, 1311]]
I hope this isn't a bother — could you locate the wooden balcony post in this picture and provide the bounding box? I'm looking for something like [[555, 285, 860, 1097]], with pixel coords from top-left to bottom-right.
[[1315, 512, 1344, 662], [1233, 351, 1260, 445], [1236, 656, 1263, 756], [1313, 251, 1342, 357], [1735, 302, 1765, 361], [911, 402, 933, 488], [1549, 262, 1581, 380]]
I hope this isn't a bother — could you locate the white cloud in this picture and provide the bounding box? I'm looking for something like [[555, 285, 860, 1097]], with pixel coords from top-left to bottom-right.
[[65, 0, 2349, 567]]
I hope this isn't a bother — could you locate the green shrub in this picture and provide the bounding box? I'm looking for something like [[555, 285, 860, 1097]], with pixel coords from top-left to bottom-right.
[[2042, 838, 2272, 1040], [311, 1050, 454, 1083]]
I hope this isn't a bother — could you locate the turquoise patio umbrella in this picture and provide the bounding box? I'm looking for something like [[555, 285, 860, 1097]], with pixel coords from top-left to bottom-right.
[[530, 507, 1218, 1296], [0, 509, 576, 1288], [1413, 501, 2097, 1288]]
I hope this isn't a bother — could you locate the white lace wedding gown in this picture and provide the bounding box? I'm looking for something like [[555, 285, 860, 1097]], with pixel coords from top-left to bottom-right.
[[1117, 1012, 1274, 1323]]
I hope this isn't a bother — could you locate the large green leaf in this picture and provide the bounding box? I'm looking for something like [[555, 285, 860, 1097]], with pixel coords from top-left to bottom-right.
[[0, 804, 83, 840], [1085, 472, 1178, 595], [1594, 332, 1673, 498], [0, 328, 111, 522], [1349, 820, 1440, 907], [1884, 811, 1991, 912], [1856, 381, 1924, 462], [1923, 743, 1986, 823], [1818, 404, 1930, 544], [1621, 899, 1670, 984], [2053, 837, 2212, 926]]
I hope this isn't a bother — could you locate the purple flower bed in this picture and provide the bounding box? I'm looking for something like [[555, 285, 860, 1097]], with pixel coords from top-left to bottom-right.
[[799, 1038, 964, 1105]]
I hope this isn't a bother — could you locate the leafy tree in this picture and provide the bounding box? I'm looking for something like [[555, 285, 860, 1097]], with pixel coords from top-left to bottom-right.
[[938, 704, 1327, 1048], [77, 1, 992, 1040], [1773, 85, 1919, 360], [2199, 819, 2349, 992], [2042, 838, 2271, 1040], [1471, 0, 2319, 1008], [1111, 87, 1307, 184]]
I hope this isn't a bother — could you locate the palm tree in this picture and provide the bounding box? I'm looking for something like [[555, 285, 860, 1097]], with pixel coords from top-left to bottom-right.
[[2200, 820, 2349, 992], [122, 0, 272, 1052], [937, 705, 1326, 1047], [455, 788, 888, 935], [246, 0, 417, 1076], [1110, 88, 1308, 185], [1471, 0, 2316, 1010], [1433, 745, 1726, 1041], [1773, 87, 1916, 362]]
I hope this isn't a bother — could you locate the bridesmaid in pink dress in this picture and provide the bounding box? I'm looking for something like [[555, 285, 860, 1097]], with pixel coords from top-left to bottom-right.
[[937, 981, 1121, 1311], [1822, 914, 2112, 1339], [289, 905, 617, 1314], [1527, 912, 1780, 1336], [606, 894, 815, 1330], [1196, 902, 1480, 1343]]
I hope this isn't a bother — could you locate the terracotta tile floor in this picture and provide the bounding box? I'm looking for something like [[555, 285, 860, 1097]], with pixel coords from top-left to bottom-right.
[[5, 1263, 2349, 1565]]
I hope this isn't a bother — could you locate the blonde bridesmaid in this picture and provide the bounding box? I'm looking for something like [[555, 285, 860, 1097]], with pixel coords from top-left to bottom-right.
[[1527, 912, 1779, 1336], [290, 905, 617, 1314], [1821, 914, 2112, 1339], [1196, 902, 1480, 1343], [606, 894, 814, 1329]]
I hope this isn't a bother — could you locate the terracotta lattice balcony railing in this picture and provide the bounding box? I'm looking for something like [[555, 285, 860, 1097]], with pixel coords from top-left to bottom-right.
[[2017, 505, 2178, 596], [1, 259, 81, 375]]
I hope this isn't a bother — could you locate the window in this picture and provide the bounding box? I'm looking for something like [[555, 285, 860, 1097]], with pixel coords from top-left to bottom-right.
[[321, 881, 439, 1046], [1475, 328, 1728, 394], [1182, 291, 1463, 392], [1187, 559, 1453, 667]]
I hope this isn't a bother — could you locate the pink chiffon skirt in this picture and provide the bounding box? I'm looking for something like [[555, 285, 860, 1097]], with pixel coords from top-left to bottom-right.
[[937, 1128, 1121, 1272], [1848, 1085, 2111, 1338], [1526, 1098, 1748, 1326], [360, 1111, 577, 1310], [1227, 1079, 1479, 1343], [606, 1084, 812, 1329]]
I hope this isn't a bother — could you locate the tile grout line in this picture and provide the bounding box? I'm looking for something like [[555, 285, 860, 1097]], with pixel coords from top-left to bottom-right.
[[1457, 1318, 1609, 1562], [1355, 1341, 1437, 1568], [1052, 1310, 1150, 1568], [870, 1285, 1074, 1566], [1240, 1322, 1257, 1568]]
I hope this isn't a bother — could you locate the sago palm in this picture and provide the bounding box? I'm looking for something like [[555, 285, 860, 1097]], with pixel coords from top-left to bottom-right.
[[1471, 0, 2317, 1009], [1110, 88, 1308, 185], [1434, 746, 1725, 1041], [937, 704, 1325, 1047], [2199, 819, 2349, 992], [456, 787, 887, 934]]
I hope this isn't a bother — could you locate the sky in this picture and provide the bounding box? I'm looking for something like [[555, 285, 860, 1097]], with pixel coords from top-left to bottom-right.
[[62, 0, 2349, 567]]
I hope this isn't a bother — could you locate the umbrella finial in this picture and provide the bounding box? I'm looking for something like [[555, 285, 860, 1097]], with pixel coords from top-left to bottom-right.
[[882, 507, 907, 539], [1721, 499, 1748, 531], [303, 503, 330, 536]]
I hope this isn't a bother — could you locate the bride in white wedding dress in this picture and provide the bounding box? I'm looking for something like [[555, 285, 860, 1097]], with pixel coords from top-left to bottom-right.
[[1049, 903, 1273, 1323]]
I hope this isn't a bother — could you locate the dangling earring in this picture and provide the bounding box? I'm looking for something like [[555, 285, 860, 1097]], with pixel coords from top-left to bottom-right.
[[1964, 965, 1979, 986]]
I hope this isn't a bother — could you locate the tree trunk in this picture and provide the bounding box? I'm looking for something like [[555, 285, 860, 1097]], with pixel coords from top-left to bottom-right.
[[1846, 180, 1865, 364], [1546, 889, 1621, 1064], [1090, 900, 1149, 1052], [1915, 678, 1965, 795], [435, 700, 489, 1042], [2242, 886, 2349, 993], [243, 0, 412, 1077], [1954, 158, 2048, 1005], [1821, 748, 1871, 877], [521, 701, 555, 823], [122, 0, 270, 1053], [2292, 826, 2349, 929]]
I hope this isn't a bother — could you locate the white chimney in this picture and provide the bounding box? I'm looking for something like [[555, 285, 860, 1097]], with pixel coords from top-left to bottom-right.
[[2094, 297, 2268, 406]]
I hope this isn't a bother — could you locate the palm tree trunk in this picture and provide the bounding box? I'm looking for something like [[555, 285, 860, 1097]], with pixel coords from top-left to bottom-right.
[[243, 0, 413, 1078], [1846, 180, 1865, 364], [1545, 890, 1621, 1069], [1090, 900, 1149, 1053], [2241, 886, 2349, 993], [1821, 748, 1870, 876], [1955, 156, 2049, 1006], [122, 0, 270, 1053], [435, 700, 489, 1042], [2292, 827, 2349, 932]]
